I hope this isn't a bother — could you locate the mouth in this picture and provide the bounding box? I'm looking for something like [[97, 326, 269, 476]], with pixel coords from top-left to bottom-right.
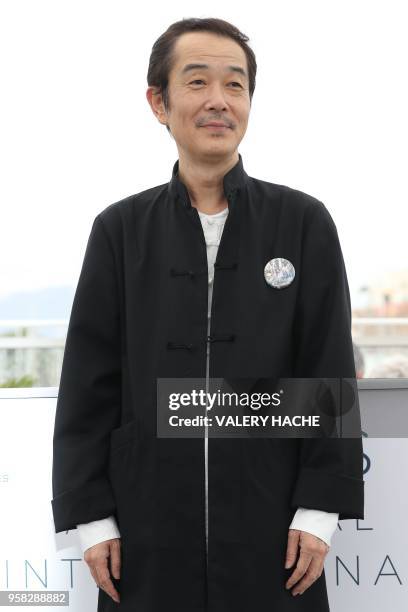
[[202, 124, 231, 131]]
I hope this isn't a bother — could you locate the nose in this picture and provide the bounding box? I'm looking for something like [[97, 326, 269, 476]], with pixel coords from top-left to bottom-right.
[[203, 82, 228, 111]]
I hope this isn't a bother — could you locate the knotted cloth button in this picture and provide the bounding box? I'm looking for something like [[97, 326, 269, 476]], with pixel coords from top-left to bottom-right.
[[264, 257, 295, 289]]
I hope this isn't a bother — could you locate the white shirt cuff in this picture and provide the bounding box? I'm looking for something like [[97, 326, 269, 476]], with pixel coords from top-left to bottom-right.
[[76, 515, 121, 554], [288, 507, 339, 546]]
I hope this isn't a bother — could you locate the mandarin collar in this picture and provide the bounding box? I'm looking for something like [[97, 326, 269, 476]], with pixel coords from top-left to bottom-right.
[[168, 153, 248, 209]]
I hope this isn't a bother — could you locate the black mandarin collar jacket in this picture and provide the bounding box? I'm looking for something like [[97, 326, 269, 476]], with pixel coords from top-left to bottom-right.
[[51, 153, 364, 612]]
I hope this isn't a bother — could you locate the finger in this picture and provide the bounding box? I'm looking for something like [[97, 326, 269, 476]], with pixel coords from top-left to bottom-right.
[[95, 562, 120, 603], [88, 565, 99, 587], [292, 557, 324, 596], [285, 550, 313, 590], [285, 529, 300, 569], [109, 540, 121, 579]]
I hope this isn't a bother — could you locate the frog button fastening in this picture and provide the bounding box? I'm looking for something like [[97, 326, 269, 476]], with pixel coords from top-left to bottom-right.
[[264, 258, 295, 289]]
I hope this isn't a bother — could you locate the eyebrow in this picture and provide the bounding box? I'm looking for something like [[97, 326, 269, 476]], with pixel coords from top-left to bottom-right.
[[181, 63, 247, 79]]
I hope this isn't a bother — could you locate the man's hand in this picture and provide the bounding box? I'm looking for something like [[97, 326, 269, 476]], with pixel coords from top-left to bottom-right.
[[284, 529, 329, 596], [84, 538, 121, 604]]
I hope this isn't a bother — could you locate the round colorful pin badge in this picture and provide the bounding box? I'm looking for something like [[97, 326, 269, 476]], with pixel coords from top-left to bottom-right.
[[264, 258, 295, 289]]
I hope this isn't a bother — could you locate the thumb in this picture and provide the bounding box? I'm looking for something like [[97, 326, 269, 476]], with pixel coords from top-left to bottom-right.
[[109, 539, 121, 580], [285, 529, 300, 568]]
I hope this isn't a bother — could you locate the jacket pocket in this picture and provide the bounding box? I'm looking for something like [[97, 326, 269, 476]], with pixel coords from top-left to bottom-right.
[[110, 419, 138, 453]]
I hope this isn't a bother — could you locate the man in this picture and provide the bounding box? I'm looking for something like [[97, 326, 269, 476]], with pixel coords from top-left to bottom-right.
[[51, 17, 364, 612]]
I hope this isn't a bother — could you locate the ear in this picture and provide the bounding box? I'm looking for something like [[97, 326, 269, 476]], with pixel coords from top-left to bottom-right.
[[146, 86, 168, 127]]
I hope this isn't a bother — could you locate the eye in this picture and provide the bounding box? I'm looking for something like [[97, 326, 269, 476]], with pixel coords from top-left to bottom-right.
[[189, 79, 243, 88]]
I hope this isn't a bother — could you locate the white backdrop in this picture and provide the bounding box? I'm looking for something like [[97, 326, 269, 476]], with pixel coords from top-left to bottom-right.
[[0, 386, 406, 611]]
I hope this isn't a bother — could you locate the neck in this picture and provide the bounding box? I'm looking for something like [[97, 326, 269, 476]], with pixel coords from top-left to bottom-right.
[[177, 151, 239, 214]]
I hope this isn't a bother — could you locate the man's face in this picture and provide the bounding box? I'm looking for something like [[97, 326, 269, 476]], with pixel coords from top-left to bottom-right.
[[148, 31, 251, 160]]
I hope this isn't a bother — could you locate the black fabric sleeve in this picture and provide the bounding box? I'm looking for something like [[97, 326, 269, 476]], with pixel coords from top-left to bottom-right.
[[290, 199, 365, 521], [51, 214, 121, 533]]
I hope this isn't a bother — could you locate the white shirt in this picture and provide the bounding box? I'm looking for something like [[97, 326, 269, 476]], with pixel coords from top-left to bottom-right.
[[76, 205, 338, 553]]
